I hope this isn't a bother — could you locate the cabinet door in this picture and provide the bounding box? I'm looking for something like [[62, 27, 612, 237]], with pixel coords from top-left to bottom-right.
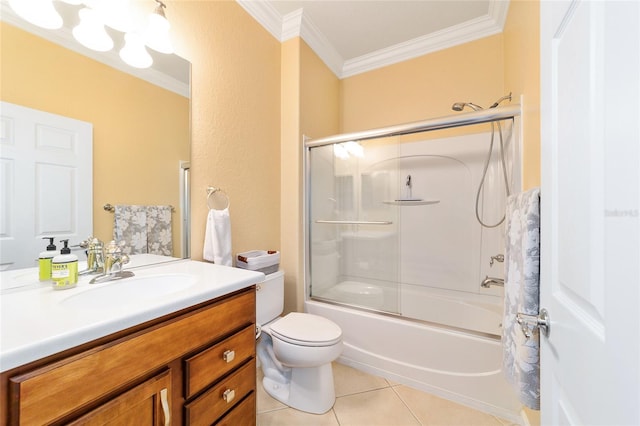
[[69, 370, 171, 426]]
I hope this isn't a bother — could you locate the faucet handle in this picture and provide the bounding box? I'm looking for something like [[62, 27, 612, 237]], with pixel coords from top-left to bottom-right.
[[490, 254, 504, 266]]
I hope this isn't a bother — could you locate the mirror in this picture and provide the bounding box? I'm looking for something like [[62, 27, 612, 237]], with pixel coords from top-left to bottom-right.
[[0, 2, 191, 270]]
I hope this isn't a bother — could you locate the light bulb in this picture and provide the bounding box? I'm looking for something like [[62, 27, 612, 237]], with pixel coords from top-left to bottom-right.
[[8, 0, 63, 29], [145, 2, 173, 54], [120, 33, 153, 69], [72, 7, 114, 52]]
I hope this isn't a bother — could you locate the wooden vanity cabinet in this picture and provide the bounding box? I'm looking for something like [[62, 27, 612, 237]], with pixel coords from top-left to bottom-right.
[[0, 286, 257, 426]]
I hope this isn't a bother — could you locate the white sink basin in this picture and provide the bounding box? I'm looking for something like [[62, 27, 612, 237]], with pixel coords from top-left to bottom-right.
[[61, 273, 198, 310]]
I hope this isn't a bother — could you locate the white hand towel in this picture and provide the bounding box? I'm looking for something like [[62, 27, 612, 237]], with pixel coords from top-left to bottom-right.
[[203, 208, 232, 266]]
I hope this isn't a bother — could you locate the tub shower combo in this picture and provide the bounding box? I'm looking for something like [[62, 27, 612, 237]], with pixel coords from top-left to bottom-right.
[[304, 97, 523, 420]]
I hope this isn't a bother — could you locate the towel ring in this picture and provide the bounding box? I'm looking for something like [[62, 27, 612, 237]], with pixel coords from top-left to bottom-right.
[[206, 186, 230, 210]]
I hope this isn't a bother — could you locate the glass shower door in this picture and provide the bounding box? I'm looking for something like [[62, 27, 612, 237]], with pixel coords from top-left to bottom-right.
[[308, 140, 401, 314]]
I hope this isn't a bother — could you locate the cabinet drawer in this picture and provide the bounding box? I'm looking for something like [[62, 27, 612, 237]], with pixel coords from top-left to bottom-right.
[[215, 392, 256, 426], [9, 290, 254, 425], [184, 325, 255, 399], [184, 359, 256, 426]]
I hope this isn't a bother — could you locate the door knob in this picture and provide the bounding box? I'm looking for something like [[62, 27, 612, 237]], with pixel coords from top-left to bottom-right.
[[516, 308, 550, 338]]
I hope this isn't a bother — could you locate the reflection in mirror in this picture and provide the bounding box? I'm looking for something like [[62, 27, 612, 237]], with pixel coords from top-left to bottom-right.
[[0, 4, 191, 271]]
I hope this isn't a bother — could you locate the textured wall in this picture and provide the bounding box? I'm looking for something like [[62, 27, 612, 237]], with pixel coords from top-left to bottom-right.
[[340, 35, 505, 132], [504, 0, 541, 190], [169, 1, 282, 261]]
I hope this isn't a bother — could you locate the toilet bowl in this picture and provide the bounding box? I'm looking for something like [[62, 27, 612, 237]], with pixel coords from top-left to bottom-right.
[[256, 271, 343, 414]]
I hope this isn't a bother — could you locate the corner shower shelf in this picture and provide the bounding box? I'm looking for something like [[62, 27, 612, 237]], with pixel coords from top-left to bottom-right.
[[383, 199, 440, 206]]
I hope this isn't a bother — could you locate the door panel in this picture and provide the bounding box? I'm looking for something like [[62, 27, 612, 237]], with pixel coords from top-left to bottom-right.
[[540, 1, 640, 424], [0, 102, 92, 270]]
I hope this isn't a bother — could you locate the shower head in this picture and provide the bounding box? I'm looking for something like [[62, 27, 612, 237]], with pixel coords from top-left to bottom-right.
[[451, 102, 483, 112], [489, 92, 512, 108]]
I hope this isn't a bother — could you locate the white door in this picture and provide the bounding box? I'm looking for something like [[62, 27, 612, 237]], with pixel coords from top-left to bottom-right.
[[0, 102, 92, 270], [540, 1, 639, 424]]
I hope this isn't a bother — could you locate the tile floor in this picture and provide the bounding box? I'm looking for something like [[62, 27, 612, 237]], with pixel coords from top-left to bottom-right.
[[257, 362, 518, 426]]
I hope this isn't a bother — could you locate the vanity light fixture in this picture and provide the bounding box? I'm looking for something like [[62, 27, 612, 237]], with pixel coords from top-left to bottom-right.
[[99, 0, 133, 33], [8, 0, 175, 70], [8, 0, 63, 30], [72, 7, 114, 52], [145, 0, 174, 54], [120, 33, 153, 69]]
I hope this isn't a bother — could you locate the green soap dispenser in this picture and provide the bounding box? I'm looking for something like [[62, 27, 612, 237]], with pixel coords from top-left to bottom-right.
[[52, 239, 78, 290], [38, 237, 57, 281]]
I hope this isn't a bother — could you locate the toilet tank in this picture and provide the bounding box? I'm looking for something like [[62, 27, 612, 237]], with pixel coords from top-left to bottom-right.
[[256, 270, 284, 325]]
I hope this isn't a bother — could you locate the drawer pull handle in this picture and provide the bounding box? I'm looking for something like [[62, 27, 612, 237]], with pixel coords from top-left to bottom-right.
[[223, 388, 235, 403], [223, 349, 235, 363], [160, 388, 170, 426]]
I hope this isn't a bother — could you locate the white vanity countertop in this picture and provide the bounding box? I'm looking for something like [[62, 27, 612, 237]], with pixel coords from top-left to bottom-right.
[[0, 258, 265, 372]]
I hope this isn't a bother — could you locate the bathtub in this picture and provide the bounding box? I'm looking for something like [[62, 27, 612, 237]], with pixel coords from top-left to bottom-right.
[[305, 299, 523, 423], [317, 280, 504, 336]]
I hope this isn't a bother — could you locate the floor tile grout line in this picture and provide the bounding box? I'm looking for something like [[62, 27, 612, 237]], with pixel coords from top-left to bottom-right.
[[335, 383, 396, 400], [256, 405, 289, 415], [331, 408, 341, 426], [390, 385, 425, 426]]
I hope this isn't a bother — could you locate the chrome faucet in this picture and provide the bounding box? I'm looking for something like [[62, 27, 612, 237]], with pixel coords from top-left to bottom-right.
[[89, 240, 134, 284], [481, 276, 504, 288]]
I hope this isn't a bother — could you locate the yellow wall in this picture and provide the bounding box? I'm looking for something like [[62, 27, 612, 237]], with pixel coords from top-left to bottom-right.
[[279, 38, 340, 312], [340, 35, 505, 132], [168, 1, 282, 260], [0, 22, 190, 256], [280, 37, 302, 313], [504, 0, 541, 189]]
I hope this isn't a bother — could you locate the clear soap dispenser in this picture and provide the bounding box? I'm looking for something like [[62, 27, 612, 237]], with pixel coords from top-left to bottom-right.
[[38, 237, 57, 281]]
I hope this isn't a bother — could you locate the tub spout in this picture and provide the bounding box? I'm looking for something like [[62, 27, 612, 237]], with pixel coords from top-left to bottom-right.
[[481, 276, 504, 288]]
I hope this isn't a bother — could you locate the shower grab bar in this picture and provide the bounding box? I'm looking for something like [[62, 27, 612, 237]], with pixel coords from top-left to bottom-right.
[[315, 220, 393, 225], [305, 104, 520, 148]]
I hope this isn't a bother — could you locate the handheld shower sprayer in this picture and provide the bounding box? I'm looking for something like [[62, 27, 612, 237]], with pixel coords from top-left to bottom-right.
[[450, 93, 513, 228], [489, 92, 512, 108]]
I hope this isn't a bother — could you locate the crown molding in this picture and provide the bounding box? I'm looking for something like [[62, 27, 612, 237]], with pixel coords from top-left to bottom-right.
[[281, 8, 302, 40], [239, 0, 509, 79], [295, 11, 344, 77], [236, 0, 283, 41], [341, 12, 505, 78], [1, 2, 190, 97]]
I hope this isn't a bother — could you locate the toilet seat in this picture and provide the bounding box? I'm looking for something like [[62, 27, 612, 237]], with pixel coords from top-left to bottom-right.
[[270, 312, 342, 347]]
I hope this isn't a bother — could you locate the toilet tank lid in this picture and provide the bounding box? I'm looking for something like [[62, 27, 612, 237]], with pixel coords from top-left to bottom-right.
[[270, 312, 342, 346]]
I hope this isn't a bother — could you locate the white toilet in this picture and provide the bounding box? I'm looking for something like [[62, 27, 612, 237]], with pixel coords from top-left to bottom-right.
[[256, 270, 343, 414]]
